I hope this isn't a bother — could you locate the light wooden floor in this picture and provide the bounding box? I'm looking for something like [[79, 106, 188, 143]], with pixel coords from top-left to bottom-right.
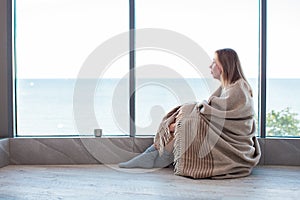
[[0, 165, 299, 200]]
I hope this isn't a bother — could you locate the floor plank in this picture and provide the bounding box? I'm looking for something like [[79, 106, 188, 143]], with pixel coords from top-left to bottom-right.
[[0, 165, 299, 200]]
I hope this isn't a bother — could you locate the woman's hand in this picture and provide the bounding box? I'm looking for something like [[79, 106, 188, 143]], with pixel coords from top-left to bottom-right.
[[169, 123, 176, 133]]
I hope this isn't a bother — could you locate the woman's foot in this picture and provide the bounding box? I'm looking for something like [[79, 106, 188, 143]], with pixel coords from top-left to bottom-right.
[[153, 149, 174, 168], [118, 145, 158, 168]]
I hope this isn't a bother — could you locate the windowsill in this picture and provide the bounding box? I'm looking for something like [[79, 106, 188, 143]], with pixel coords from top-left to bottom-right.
[[13, 135, 155, 139], [1, 137, 299, 167]]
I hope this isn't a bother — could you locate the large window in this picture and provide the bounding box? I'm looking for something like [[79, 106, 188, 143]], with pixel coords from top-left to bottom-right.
[[266, 0, 300, 137], [15, 0, 300, 138], [15, 0, 129, 136], [135, 0, 259, 135]]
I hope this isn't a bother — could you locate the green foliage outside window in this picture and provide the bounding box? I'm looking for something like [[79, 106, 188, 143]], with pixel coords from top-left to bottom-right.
[[266, 107, 300, 137]]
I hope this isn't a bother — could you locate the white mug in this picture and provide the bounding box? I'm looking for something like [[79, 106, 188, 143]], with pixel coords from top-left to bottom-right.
[[94, 129, 102, 137]]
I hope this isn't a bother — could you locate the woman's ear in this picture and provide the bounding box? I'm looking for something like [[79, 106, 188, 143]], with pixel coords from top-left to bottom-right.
[[218, 64, 223, 74]]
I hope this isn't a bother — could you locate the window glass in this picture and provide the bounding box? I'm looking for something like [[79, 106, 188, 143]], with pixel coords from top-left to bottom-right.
[[15, 0, 129, 136], [135, 0, 259, 135], [266, 0, 300, 137]]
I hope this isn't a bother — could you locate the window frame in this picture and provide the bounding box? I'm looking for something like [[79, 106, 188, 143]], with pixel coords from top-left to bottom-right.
[[259, 0, 267, 138], [0, 0, 13, 138], [0, 0, 297, 140]]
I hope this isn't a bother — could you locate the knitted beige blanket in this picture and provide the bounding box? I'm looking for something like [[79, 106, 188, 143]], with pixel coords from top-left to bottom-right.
[[154, 79, 261, 179]]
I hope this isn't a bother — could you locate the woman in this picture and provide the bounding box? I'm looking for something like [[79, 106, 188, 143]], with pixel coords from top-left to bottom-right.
[[119, 48, 261, 179]]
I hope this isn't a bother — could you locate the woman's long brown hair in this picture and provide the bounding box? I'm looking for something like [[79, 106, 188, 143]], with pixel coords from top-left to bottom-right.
[[216, 48, 253, 96]]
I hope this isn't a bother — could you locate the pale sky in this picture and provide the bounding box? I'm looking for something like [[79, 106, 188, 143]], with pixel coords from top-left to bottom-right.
[[15, 0, 300, 79]]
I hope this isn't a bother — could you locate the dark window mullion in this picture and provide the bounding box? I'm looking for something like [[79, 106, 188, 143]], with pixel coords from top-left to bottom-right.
[[259, 0, 267, 138], [0, 0, 13, 138], [129, 0, 136, 137]]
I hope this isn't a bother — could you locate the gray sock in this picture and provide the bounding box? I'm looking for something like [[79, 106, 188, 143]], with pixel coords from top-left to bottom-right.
[[119, 147, 158, 169], [144, 144, 156, 153], [153, 149, 174, 168]]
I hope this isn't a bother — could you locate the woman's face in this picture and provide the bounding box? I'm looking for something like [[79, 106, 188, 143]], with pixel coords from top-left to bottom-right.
[[210, 53, 223, 80]]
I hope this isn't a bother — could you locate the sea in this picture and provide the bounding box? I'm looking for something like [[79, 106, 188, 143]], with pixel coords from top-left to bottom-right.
[[16, 78, 300, 136]]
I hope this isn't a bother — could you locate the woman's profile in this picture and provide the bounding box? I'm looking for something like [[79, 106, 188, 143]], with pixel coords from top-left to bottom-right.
[[119, 48, 261, 179]]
